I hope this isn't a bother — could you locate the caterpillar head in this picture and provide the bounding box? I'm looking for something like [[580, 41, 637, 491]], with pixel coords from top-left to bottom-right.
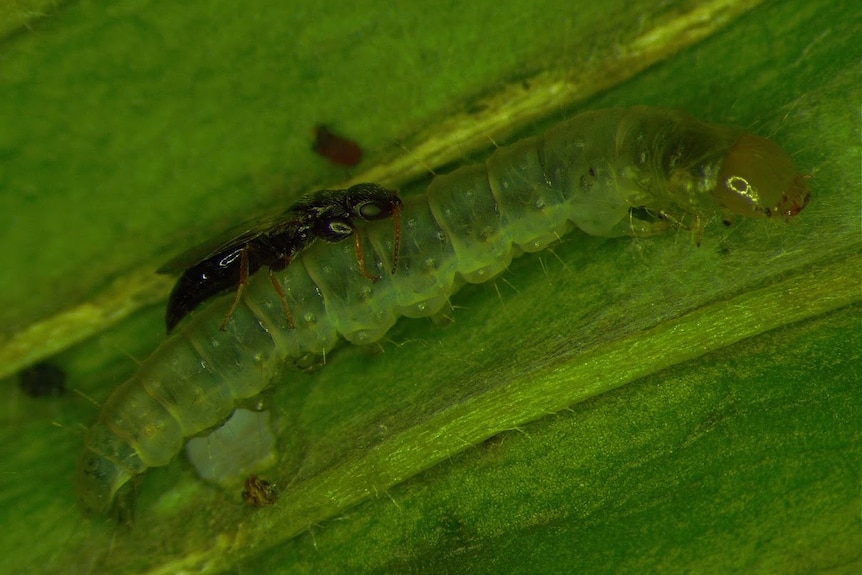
[[714, 133, 811, 219]]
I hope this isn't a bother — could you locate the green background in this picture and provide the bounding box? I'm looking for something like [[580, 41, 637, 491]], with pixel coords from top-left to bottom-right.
[[0, 0, 859, 573]]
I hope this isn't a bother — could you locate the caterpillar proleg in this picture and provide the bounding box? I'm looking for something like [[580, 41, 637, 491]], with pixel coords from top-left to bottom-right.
[[76, 106, 810, 516]]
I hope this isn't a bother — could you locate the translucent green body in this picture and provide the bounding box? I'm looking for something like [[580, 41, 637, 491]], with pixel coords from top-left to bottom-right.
[[76, 107, 809, 515]]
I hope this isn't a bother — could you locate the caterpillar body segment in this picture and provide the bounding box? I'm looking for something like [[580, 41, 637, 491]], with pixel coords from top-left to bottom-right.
[[76, 106, 810, 515], [79, 251, 351, 515]]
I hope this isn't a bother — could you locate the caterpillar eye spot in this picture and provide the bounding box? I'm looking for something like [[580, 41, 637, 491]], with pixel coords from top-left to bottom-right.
[[79, 106, 809, 517], [725, 175, 760, 204]]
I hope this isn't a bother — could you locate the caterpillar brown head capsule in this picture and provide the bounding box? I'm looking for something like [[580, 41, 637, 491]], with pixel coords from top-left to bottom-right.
[[76, 106, 809, 516], [714, 133, 811, 218]]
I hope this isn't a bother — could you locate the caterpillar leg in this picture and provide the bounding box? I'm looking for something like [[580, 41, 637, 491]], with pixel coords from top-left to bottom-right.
[[626, 208, 705, 245], [626, 207, 673, 236]]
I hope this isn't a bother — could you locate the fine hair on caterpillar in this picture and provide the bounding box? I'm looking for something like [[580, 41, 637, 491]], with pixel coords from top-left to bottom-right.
[[76, 106, 810, 516]]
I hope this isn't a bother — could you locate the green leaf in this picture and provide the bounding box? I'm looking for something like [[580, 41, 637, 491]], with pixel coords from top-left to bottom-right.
[[0, 0, 858, 574]]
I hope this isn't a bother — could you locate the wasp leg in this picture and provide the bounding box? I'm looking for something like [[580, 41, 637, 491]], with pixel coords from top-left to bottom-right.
[[220, 247, 250, 331], [353, 230, 379, 282], [268, 266, 295, 329]]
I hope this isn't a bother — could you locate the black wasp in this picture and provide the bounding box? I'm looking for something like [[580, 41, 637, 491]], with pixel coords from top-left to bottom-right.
[[161, 183, 402, 332]]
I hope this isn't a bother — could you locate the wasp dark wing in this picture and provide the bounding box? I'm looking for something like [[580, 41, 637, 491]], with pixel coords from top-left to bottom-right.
[[159, 206, 310, 332], [157, 213, 293, 275], [165, 245, 253, 332], [157, 188, 354, 276]]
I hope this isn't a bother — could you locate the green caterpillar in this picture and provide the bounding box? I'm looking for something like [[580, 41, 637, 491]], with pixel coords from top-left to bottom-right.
[[76, 106, 810, 516]]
